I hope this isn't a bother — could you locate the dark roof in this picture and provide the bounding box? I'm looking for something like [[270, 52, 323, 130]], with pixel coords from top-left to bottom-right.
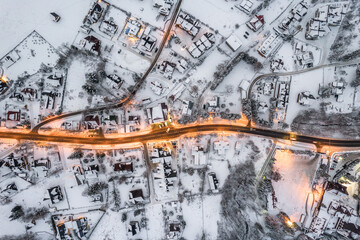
[[340, 222, 360, 235], [129, 221, 139, 236], [325, 181, 348, 195], [169, 223, 181, 232], [48, 186, 63, 204], [113, 162, 133, 172], [84, 35, 101, 52], [129, 189, 143, 199], [57, 224, 66, 238]]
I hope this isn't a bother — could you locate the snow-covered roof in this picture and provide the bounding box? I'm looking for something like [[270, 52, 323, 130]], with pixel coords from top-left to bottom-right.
[[226, 34, 242, 52]]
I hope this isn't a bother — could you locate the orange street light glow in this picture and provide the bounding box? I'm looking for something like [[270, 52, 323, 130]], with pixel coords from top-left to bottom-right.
[[1, 75, 9, 83], [286, 219, 294, 228]]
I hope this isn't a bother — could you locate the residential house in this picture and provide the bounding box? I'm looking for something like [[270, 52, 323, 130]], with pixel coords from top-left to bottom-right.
[[129, 189, 144, 204], [47, 186, 63, 204], [246, 15, 265, 32], [176, 13, 200, 37]]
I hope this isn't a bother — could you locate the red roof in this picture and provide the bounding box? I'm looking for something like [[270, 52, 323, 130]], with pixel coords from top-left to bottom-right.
[[256, 15, 265, 24]]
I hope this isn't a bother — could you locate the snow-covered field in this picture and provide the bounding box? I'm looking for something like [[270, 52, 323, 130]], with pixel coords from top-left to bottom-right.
[[62, 61, 90, 112], [0, 0, 90, 57], [271, 147, 318, 223]]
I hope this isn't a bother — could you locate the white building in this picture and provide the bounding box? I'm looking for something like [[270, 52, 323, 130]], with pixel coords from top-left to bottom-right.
[[225, 34, 242, 52], [305, 182, 360, 239], [258, 34, 282, 58], [214, 141, 229, 156], [191, 146, 206, 165], [236, 0, 253, 15]]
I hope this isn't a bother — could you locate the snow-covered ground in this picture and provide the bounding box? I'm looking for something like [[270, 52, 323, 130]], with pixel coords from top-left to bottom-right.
[[0, 0, 90, 57], [271, 147, 318, 223]]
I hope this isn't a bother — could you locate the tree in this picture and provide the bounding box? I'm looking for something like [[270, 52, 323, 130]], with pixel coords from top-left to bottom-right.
[[68, 149, 84, 159], [350, 66, 360, 87], [9, 205, 24, 221], [86, 182, 108, 196]]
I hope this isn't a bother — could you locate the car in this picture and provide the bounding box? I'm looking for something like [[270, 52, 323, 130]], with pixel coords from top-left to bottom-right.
[[140, 51, 145, 56], [245, 31, 249, 35], [50, 12, 61, 22], [243, 35, 248, 39]]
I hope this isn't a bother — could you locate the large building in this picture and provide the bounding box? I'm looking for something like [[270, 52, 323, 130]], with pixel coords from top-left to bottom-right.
[[304, 182, 360, 239]]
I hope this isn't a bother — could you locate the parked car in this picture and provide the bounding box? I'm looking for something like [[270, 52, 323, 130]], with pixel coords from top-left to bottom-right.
[[50, 12, 61, 22]]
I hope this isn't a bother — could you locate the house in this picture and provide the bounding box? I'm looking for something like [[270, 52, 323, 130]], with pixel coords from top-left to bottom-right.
[[129, 189, 144, 204], [208, 172, 219, 193], [0, 182, 18, 197], [158, 61, 176, 79], [214, 141, 229, 155], [176, 59, 189, 74], [246, 15, 265, 32], [21, 88, 37, 100], [305, 3, 347, 40], [187, 32, 215, 58], [102, 114, 118, 133], [56, 216, 90, 239], [236, 0, 253, 15], [191, 146, 206, 165], [258, 34, 283, 58], [128, 221, 140, 236], [9, 92, 24, 102], [61, 121, 80, 131], [297, 91, 315, 106], [100, 19, 118, 36], [276, 0, 308, 37], [276, 82, 290, 109], [113, 162, 133, 173], [106, 74, 123, 89], [328, 4, 347, 26], [45, 73, 63, 88], [305, 18, 330, 40], [291, 1, 308, 21], [168, 83, 186, 101], [34, 158, 51, 169], [270, 59, 284, 71], [83, 115, 100, 130], [153, 0, 174, 16], [75, 217, 90, 238], [74, 34, 101, 54], [139, 34, 157, 52], [168, 222, 182, 239], [150, 147, 172, 164], [150, 81, 164, 95], [47, 186, 63, 204], [305, 182, 360, 239], [128, 115, 140, 125], [41, 91, 59, 110], [258, 101, 269, 113], [146, 102, 169, 124], [181, 100, 194, 116], [330, 81, 345, 98], [84, 35, 101, 53], [207, 96, 220, 112], [239, 80, 250, 98], [176, 13, 201, 37], [7, 110, 21, 121], [226, 34, 242, 52], [294, 51, 314, 69], [84, 2, 105, 25], [125, 19, 143, 39]]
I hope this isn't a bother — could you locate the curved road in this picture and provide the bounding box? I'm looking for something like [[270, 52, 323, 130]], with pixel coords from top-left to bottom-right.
[[3, 124, 360, 147], [31, 0, 183, 133], [247, 59, 360, 98]]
